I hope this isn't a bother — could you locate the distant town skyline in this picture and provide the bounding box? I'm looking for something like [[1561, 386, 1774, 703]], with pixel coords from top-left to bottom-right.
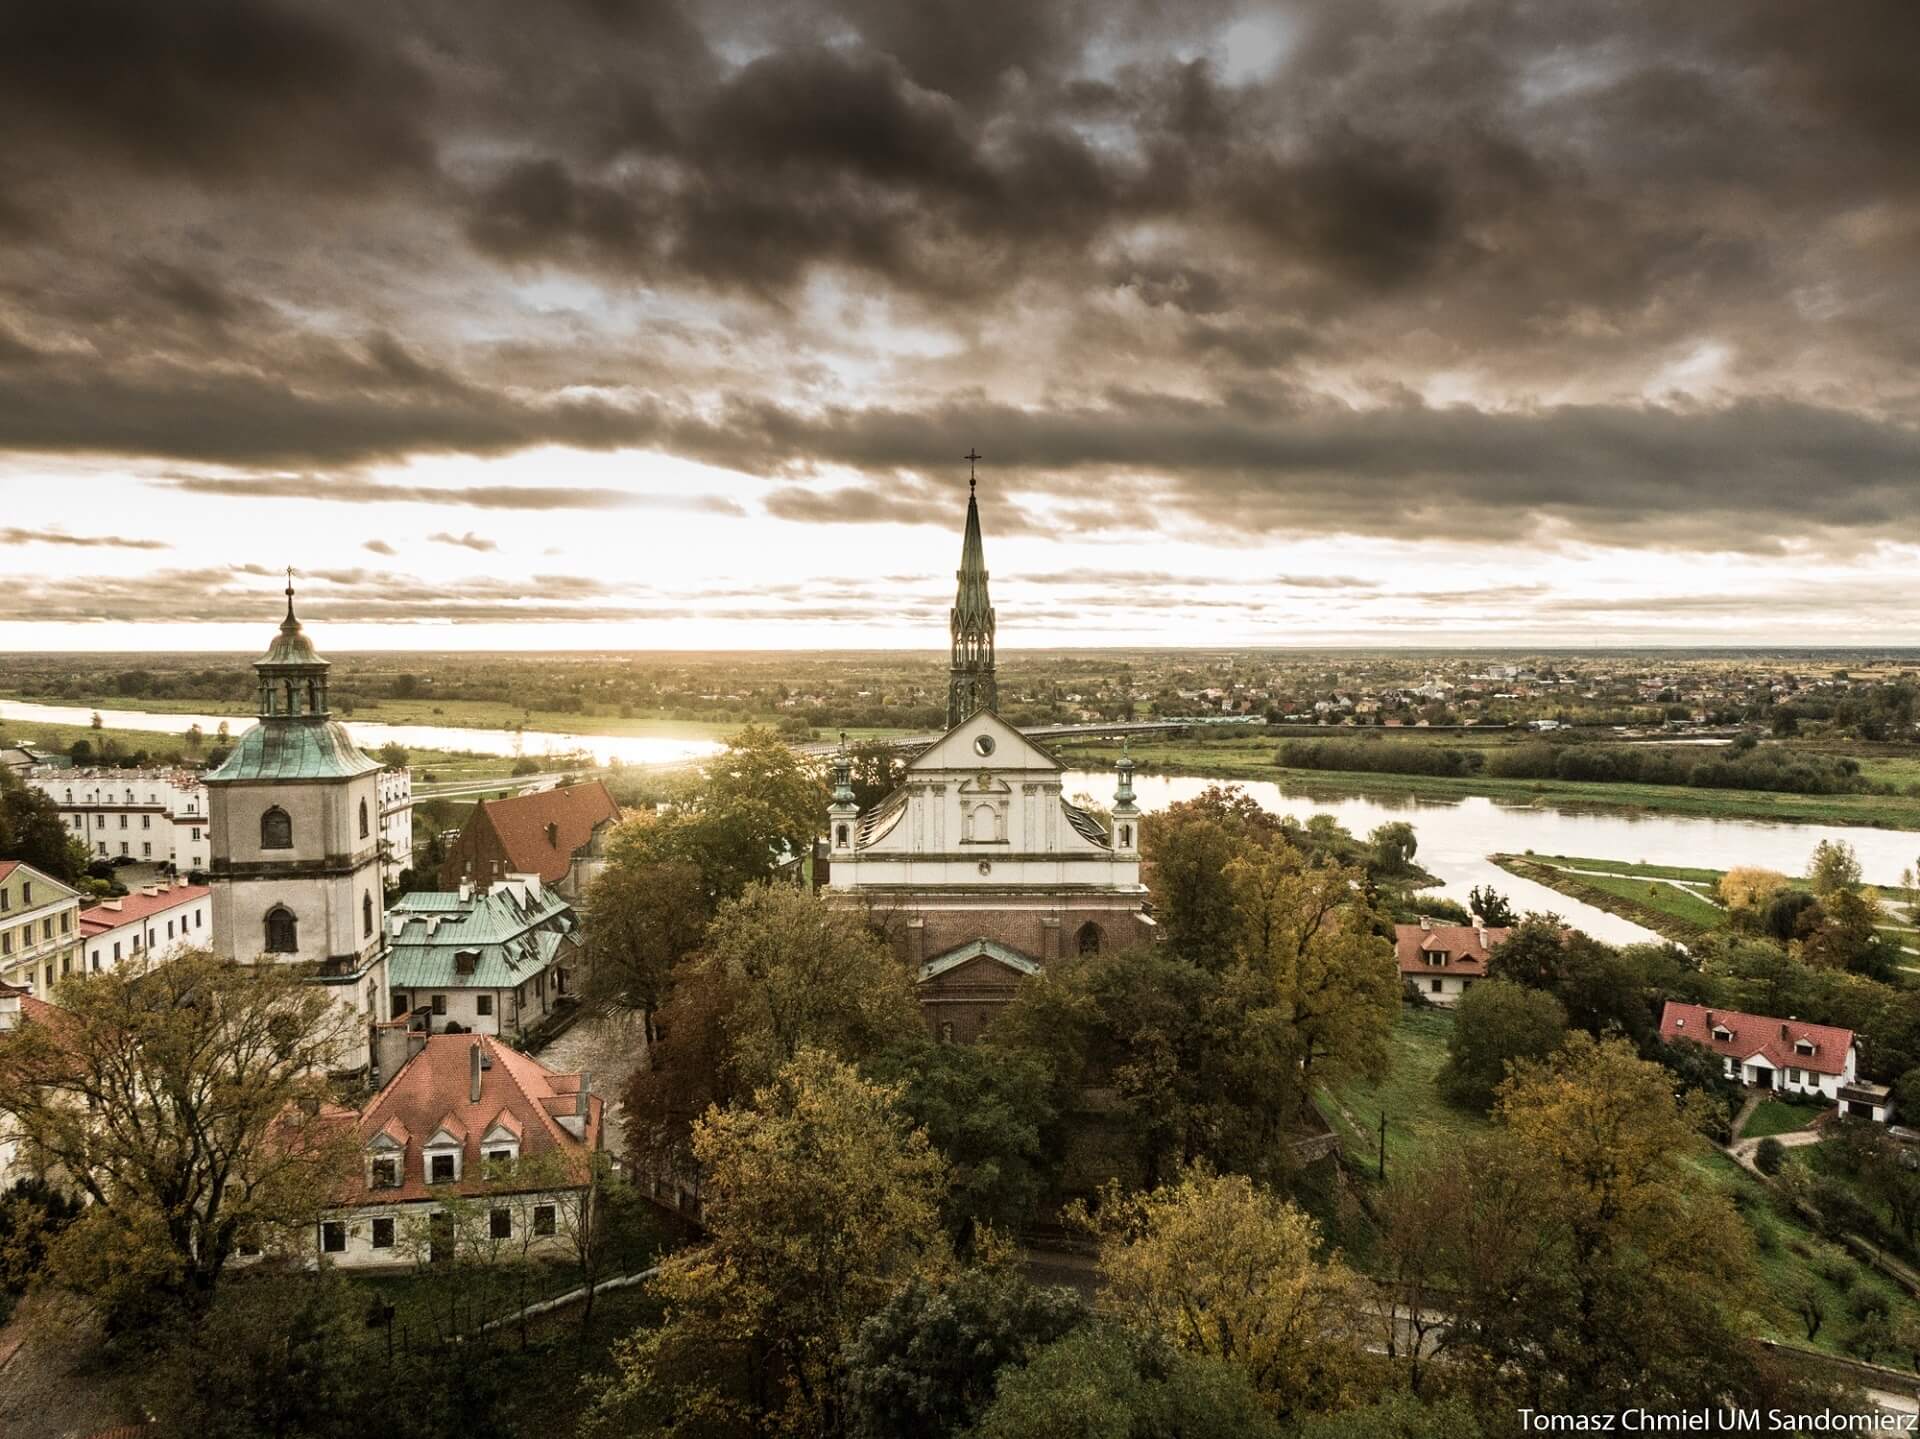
[[3, 3, 1918, 651]]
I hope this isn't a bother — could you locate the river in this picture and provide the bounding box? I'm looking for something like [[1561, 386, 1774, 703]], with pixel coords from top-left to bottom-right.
[[13, 697, 1916, 945], [1064, 771, 1920, 947], [0, 699, 724, 768]]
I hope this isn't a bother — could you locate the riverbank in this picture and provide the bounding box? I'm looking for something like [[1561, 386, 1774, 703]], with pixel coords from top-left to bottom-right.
[[1490, 853, 1723, 943], [0, 690, 909, 745], [1056, 737, 1920, 832]]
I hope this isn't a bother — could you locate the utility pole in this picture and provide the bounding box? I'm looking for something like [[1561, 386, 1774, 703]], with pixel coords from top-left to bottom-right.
[[1378, 1110, 1388, 1181]]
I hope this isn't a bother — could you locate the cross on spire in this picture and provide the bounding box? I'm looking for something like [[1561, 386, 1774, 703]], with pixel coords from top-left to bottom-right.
[[964, 447, 981, 491]]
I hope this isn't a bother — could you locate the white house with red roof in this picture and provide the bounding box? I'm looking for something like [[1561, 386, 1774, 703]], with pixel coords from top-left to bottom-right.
[[313, 1032, 603, 1268], [77, 880, 211, 975], [1394, 918, 1511, 1005], [1659, 1001, 1892, 1121]]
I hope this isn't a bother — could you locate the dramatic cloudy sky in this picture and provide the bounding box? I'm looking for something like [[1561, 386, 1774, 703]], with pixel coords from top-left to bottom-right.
[[3, 0, 1918, 651]]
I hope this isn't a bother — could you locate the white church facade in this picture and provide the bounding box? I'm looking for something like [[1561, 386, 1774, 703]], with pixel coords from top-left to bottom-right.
[[824, 472, 1152, 1040]]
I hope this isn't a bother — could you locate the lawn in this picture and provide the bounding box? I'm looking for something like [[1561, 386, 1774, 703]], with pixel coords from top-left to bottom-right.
[[1740, 1099, 1821, 1140], [1319, 1007, 1490, 1177], [1684, 1148, 1914, 1357]]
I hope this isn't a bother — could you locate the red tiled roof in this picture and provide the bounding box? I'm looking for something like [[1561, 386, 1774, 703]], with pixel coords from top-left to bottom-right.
[[78, 884, 209, 939], [1393, 923, 1510, 978], [466, 782, 621, 885], [0, 860, 19, 883], [0, 980, 60, 1027], [1659, 1001, 1854, 1077], [341, 1033, 601, 1204]]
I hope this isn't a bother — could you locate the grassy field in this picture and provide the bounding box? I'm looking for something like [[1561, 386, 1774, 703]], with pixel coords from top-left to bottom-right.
[[1684, 1148, 1913, 1356], [1319, 1008, 1487, 1176], [1495, 852, 1920, 959], [1058, 736, 1920, 831], [1740, 1099, 1821, 1140], [0, 716, 531, 784]]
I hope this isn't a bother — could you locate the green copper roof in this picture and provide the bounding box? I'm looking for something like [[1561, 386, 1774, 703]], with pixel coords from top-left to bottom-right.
[[258, 580, 327, 671], [206, 718, 382, 783], [386, 883, 577, 989]]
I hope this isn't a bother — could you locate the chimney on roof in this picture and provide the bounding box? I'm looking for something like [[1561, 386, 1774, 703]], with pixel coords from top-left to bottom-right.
[[459, 879, 473, 902], [1781, 1023, 1790, 1040], [0, 990, 19, 1032], [577, 1070, 591, 1120], [1419, 915, 1433, 931], [101, 899, 122, 912], [545, 821, 559, 848], [470, 1041, 484, 1104]]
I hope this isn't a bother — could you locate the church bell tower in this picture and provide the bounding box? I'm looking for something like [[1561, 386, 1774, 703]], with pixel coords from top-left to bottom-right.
[[948, 452, 997, 728]]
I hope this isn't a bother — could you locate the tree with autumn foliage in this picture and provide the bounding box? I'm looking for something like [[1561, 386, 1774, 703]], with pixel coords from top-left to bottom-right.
[[606, 725, 827, 903], [624, 882, 921, 1167], [0, 952, 354, 1319], [1081, 1166, 1367, 1424], [586, 1049, 950, 1438]]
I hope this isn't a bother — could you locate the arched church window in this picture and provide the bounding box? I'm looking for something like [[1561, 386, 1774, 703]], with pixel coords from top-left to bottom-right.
[[260, 806, 292, 850], [970, 802, 997, 842], [359, 798, 370, 839], [1076, 922, 1104, 956], [265, 907, 298, 954], [363, 892, 374, 938]]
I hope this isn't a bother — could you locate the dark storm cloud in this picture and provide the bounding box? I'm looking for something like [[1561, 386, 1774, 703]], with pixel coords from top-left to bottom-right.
[[0, 528, 167, 551], [6, 0, 1920, 560], [152, 475, 745, 516]]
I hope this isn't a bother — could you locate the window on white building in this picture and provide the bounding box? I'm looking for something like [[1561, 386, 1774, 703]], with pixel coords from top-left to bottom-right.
[[533, 1205, 556, 1237], [489, 1209, 512, 1240], [371, 1217, 394, 1249], [321, 1222, 346, 1253]]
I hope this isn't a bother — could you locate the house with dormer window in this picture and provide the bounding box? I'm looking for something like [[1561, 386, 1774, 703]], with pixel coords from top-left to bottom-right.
[[1659, 1001, 1892, 1122], [311, 1032, 602, 1268], [1392, 918, 1512, 1005]]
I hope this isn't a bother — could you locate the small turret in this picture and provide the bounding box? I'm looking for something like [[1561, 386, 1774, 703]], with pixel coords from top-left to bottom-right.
[[829, 731, 859, 855], [1111, 738, 1139, 856], [254, 569, 331, 719]]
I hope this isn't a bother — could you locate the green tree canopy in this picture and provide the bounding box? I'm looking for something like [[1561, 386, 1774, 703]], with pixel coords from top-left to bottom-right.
[[1437, 979, 1568, 1112], [589, 1049, 949, 1438], [0, 953, 355, 1317], [608, 725, 827, 901]]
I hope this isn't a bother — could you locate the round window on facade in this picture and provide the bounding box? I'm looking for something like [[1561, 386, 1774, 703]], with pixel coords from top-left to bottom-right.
[[977, 859, 992, 876], [973, 733, 996, 757]]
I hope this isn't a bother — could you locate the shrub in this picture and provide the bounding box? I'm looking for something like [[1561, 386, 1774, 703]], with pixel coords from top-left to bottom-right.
[[1755, 1137, 1788, 1176]]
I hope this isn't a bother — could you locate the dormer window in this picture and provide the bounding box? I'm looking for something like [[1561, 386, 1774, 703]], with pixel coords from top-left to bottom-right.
[[1711, 1026, 1733, 1043], [1794, 1039, 1815, 1055], [369, 1155, 400, 1189], [428, 1151, 457, 1184], [1427, 951, 1449, 966]]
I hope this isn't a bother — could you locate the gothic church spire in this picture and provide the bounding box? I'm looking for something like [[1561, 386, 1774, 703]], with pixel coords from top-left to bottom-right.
[[948, 455, 997, 728]]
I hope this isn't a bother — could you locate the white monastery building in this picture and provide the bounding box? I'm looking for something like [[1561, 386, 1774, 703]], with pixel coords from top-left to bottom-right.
[[28, 767, 212, 872]]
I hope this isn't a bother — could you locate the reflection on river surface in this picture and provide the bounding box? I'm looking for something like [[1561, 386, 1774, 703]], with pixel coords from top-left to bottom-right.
[[1065, 771, 1920, 947], [0, 699, 723, 768]]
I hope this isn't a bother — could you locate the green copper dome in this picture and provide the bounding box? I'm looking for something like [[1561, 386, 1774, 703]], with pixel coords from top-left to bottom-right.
[[207, 719, 382, 783]]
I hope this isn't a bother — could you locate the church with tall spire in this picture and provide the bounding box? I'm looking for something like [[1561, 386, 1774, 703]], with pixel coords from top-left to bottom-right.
[[824, 457, 1152, 1042], [204, 573, 389, 1072]]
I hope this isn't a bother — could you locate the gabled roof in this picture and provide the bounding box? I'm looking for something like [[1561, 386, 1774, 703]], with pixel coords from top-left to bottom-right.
[[79, 884, 210, 939], [342, 1033, 601, 1204], [918, 937, 1042, 984], [906, 710, 1065, 776], [464, 781, 621, 884], [1659, 1001, 1854, 1077], [386, 880, 577, 990], [0, 861, 82, 903], [1393, 923, 1509, 978]]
